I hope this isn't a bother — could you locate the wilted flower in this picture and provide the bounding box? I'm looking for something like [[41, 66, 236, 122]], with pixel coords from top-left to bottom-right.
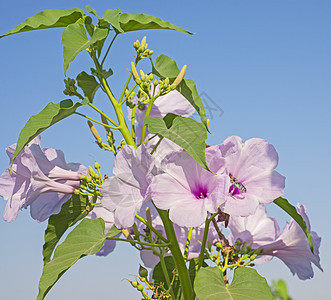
[[0, 136, 87, 222]]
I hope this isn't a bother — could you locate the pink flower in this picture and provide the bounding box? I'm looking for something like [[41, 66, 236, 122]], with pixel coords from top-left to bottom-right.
[[151, 149, 227, 227], [227, 203, 323, 279], [100, 144, 155, 229], [0, 136, 87, 222], [214, 136, 286, 217]]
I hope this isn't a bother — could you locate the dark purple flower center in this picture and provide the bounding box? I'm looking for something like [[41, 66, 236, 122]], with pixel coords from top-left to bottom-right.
[[192, 184, 208, 200]]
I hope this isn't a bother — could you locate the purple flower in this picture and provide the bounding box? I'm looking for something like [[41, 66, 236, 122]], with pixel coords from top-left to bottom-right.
[[215, 136, 286, 217], [128, 85, 195, 143], [151, 149, 227, 227], [227, 203, 323, 279], [260, 204, 323, 279], [100, 144, 156, 229], [0, 136, 87, 222]]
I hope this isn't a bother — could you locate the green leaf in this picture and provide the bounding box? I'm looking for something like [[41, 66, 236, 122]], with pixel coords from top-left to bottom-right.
[[271, 279, 292, 300], [188, 257, 208, 285], [118, 13, 193, 34], [152, 54, 208, 129], [42, 194, 90, 265], [145, 115, 209, 171], [76, 71, 100, 102], [11, 99, 87, 167], [1, 8, 84, 38], [102, 9, 123, 33], [61, 23, 108, 75], [194, 267, 273, 300], [86, 5, 98, 17], [37, 218, 120, 300], [273, 197, 314, 252], [152, 256, 181, 298]]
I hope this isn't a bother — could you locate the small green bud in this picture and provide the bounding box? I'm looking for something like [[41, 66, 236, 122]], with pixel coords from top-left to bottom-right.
[[138, 45, 144, 53], [148, 50, 154, 56], [139, 265, 148, 278], [141, 36, 147, 47], [164, 78, 169, 85], [80, 184, 87, 190], [137, 284, 144, 291], [250, 254, 258, 260], [94, 161, 101, 169], [153, 79, 158, 86], [148, 73, 153, 81], [74, 189, 80, 195], [88, 166, 96, 177], [131, 281, 138, 288], [80, 174, 87, 181], [140, 69, 145, 78]]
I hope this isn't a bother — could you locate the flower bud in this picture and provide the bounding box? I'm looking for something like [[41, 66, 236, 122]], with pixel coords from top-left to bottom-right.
[[137, 284, 144, 291], [88, 121, 101, 141], [131, 281, 138, 288], [148, 50, 154, 56], [139, 265, 148, 278], [131, 62, 141, 85], [74, 189, 80, 195], [171, 65, 187, 89], [153, 79, 158, 86], [94, 161, 101, 169], [141, 36, 147, 47]]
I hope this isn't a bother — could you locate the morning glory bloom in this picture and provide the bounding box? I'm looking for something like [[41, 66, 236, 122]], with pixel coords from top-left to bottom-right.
[[214, 136, 286, 217], [100, 144, 156, 229], [0, 136, 87, 222], [151, 149, 227, 227], [227, 203, 322, 279], [260, 203, 323, 280]]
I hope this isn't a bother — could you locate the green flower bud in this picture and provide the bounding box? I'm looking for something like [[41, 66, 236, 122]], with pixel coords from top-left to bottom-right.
[[141, 36, 147, 47], [131, 62, 141, 85], [74, 189, 80, 195], [94, 161, 101, 169], [140, 69, 145, 79], [80, 174, 87, 181], [148, 50, 154, 56], [88, 166, 96, 177], [164, 78, 169, 85], [153, 79, 158, 86], [137, 284, 144, 291], [131, 281, 138, 288], [250, 254, 258, 261], [148, 73, 153, 81], [139, 265, 148, 278]]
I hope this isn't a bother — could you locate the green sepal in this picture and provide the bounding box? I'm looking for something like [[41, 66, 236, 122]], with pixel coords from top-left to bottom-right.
[[11, 99, 87, 169], [145, 114, 209, 171], [1, 8, 84, 38], [61, 23, 108, 75], [152, 54, 208, 130], [194, 267, 273, 300], [273, 197, 314, 252], [42, 194, 90, 265], [37, 218, 120, 300]]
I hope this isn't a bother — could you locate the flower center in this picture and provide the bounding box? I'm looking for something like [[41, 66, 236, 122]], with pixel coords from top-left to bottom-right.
[[229, 173, 247, 196], [193, 184, 208, 200]]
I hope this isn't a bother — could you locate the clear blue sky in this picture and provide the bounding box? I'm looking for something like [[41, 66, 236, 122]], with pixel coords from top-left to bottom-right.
[[1, 1, 330, 299]]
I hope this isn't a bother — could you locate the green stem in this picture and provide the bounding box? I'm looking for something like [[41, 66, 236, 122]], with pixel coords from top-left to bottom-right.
[[140, 98, 155, 144], [101, 33, 118, 67], [87, 102, 119, 127], [74, 112, 119, 129], [106, 237, 170, 248], [197, 212, 218, 271], [183, 227, 193, 263], [159, 252, 175, 298], [131, 105, 137, 141], [135, 214, 168, 243], [156, 208, 194, 300], [120, 83, 137, 106], [92, 52, 136, 148]]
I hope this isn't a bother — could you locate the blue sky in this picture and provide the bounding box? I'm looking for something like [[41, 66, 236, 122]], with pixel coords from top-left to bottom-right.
[[0, 1, 330, 299]]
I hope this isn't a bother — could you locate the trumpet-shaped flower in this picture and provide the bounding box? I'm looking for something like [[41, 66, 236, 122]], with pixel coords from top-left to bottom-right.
[[151, 149, 227, 227], [0, 136, 87, 222], [100, 144, 156, 229], [214, 136, 286, 217], [227, 203, 323, 279]]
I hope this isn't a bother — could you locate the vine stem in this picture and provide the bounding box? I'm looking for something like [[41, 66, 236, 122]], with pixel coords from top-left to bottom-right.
[[156, 208, 194, 300]]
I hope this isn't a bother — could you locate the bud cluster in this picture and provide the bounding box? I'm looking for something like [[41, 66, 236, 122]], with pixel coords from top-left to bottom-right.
[[133, 36, 154, 60], [63, 78, 84, 99], [75, 162, 103, 197]]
